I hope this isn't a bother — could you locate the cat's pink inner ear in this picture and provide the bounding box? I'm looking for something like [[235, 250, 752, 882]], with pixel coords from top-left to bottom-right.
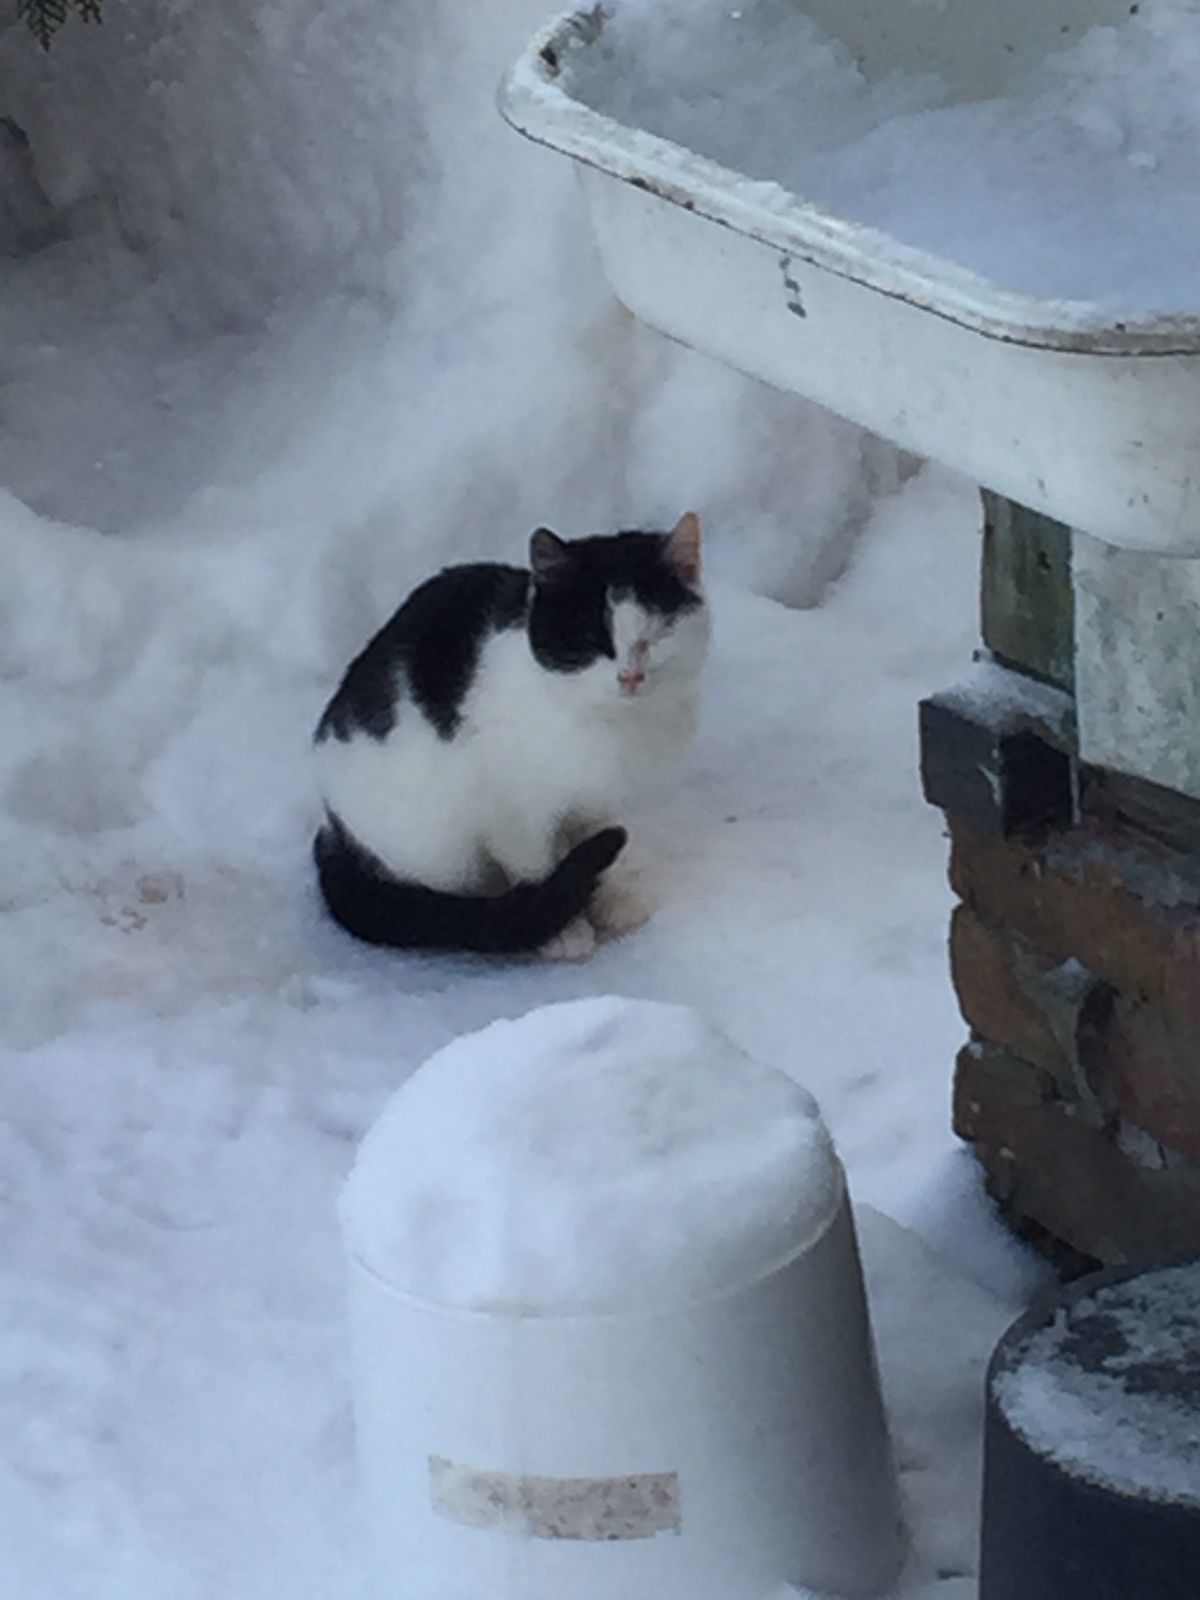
[[666, 512, 702, 587], [530, 527, 571, 582]]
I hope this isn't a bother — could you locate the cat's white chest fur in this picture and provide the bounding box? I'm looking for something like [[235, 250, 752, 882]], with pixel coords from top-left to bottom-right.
[[316, 620, 702, 895]]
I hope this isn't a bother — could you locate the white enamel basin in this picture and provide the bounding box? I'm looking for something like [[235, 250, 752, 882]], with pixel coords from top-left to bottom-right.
[[499, 1, 1200, 555]]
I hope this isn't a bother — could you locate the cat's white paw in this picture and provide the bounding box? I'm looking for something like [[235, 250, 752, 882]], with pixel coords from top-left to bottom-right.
[[588, 877, 653, 938], [539, 916, 597, 963]]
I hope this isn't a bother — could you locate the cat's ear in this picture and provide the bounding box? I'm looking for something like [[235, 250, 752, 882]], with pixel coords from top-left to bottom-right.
[[664, 512, 702, 588], [529, 527, 572, 584]]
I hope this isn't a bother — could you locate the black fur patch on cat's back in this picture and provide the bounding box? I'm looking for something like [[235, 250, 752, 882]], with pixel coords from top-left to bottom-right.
[[316, 564, 529, 743]]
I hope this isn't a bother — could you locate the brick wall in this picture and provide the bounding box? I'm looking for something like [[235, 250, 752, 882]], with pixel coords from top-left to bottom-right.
[[922, 495, 1200, 1272]]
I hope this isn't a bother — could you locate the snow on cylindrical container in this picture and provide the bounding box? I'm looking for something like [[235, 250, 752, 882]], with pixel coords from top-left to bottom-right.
[[341, 996, 904, 1600], [982, 1259, 1200, 1600]]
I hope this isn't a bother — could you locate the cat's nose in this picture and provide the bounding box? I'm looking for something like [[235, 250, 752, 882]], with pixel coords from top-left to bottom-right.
[[618, 668, 646, 695]]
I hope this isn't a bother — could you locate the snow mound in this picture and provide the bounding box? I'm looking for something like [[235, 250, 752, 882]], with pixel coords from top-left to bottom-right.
[[341, 996, 841, 1315]]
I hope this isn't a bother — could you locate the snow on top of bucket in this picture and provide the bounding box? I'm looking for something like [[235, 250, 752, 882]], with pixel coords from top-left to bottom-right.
[[340, 996, 840, 1315], [993, 1262, 1200, 1507]]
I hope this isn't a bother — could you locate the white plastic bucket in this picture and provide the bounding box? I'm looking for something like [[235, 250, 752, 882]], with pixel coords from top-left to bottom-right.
[[346, 1171, 903, 1600]]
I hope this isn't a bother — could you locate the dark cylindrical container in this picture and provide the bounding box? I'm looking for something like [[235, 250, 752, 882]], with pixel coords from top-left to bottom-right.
[[980, 1259, 1200, 1600]]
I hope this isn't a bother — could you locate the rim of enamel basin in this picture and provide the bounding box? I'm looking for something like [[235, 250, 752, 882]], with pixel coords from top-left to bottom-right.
[[499, 7, 1200, 359]]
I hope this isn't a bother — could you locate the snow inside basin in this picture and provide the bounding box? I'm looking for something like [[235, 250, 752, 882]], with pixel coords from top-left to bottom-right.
[[500, 0, 1200, 554]]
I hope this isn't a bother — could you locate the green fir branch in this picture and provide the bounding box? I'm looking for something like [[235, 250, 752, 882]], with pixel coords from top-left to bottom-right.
[[18, 0, 102, 49]]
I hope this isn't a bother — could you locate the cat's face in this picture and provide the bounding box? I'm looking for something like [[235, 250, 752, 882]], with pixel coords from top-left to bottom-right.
[[527, 516, 709, 703]]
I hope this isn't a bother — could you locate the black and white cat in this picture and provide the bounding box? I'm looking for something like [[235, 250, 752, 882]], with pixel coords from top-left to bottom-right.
[[313, 514, 709, 959]]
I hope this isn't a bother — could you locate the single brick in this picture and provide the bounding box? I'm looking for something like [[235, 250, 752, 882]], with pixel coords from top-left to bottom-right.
[[955, 1039, 1200, 1267], [953, 1037, 1057, 1134], [949, 819, 1200, 1031], [1079, 996, 1200, 1165], [1080, 764, 1200, 858], [950, 908, 1108, 1113], [952, 909, 1066, 1076], [981, 492, 1075, 693], [920, 694, 1073, 838]]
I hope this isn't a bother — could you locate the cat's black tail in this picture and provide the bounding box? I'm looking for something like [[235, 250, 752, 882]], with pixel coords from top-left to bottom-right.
[[313, 816, 627, 955]]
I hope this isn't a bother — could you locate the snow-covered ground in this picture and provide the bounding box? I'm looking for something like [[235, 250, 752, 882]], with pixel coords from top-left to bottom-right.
[[0, 1, 1049, 1595]]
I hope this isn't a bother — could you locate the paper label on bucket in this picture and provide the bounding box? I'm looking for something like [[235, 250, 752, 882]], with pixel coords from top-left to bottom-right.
[[429, 1455, 681, 1540]]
